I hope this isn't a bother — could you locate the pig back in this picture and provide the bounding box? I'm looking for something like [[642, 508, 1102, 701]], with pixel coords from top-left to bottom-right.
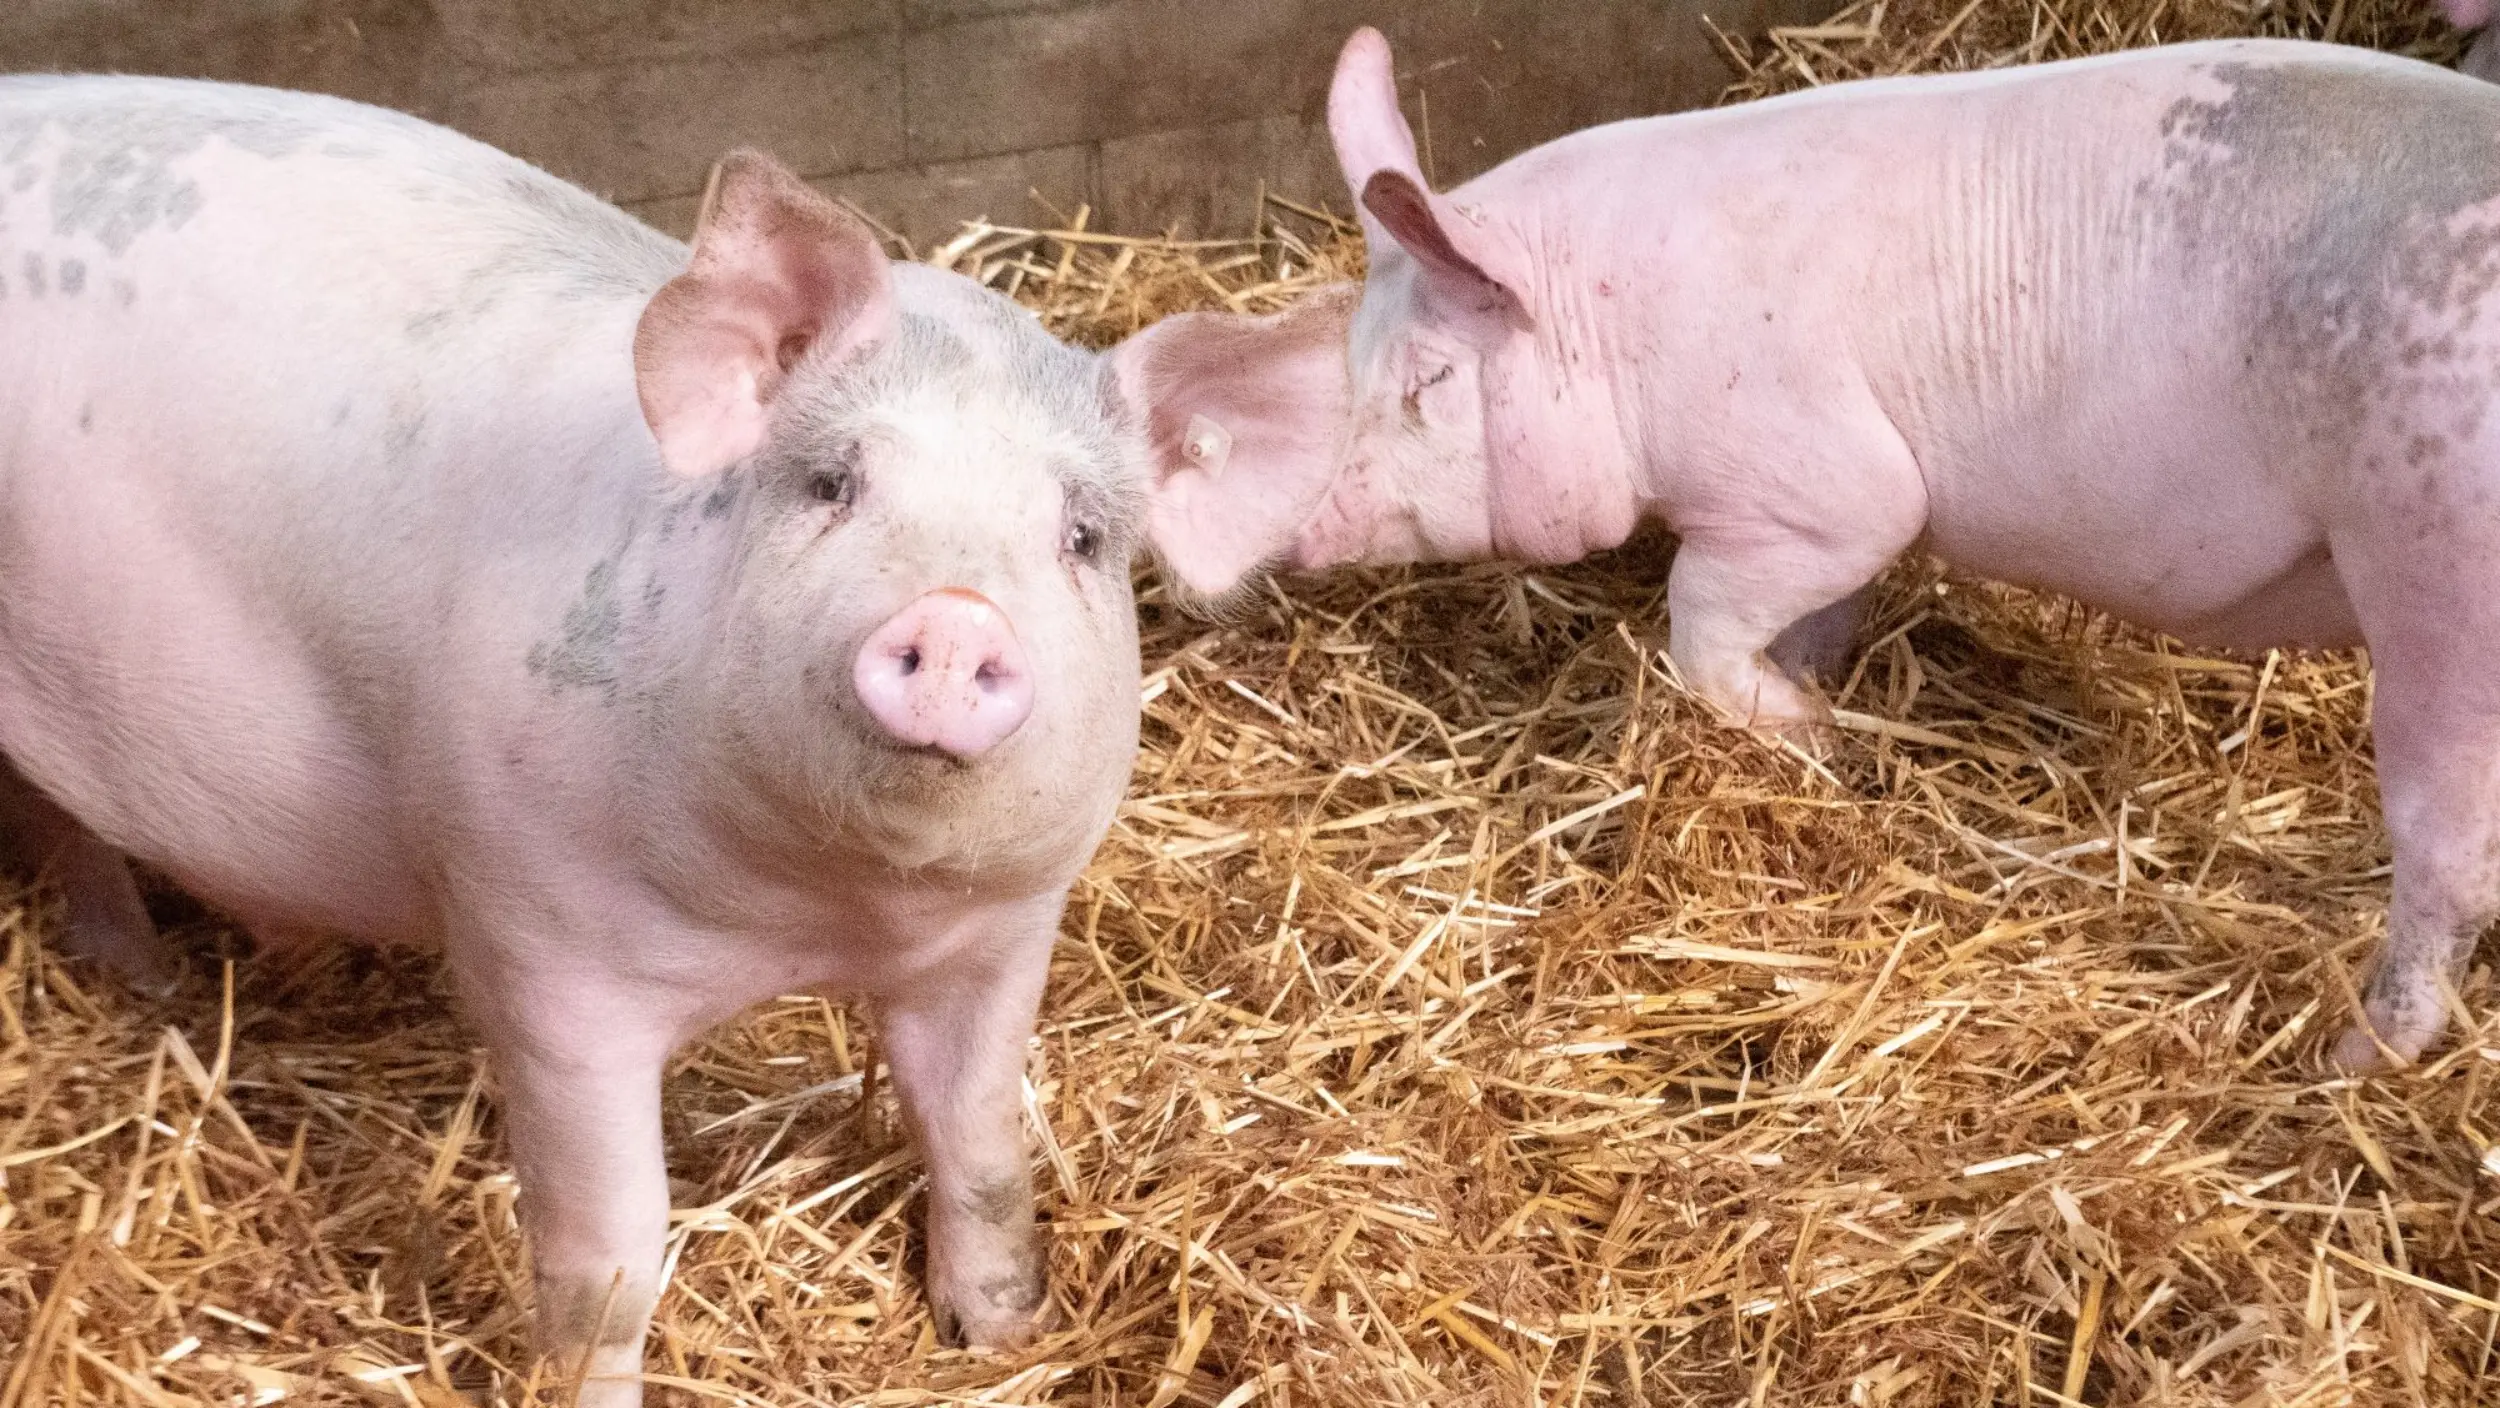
[[0, 76, 687, 944], [1847, 43, 2500, 640]]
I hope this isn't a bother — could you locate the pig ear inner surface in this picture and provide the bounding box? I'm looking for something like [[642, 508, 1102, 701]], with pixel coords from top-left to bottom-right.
[[1113, 287, 1358, 598], [1360, 170, 1532, 325], [635, 150, 895, 479]]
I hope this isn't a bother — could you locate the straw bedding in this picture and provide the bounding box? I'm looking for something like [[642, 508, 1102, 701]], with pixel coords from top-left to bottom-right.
[[5, 2, 2497, 1403]]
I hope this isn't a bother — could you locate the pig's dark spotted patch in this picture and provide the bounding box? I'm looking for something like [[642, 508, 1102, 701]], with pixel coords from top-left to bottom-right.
[[403, 308, 454, 343], [382, 403, 425, 464], [2153, 59, 2500, 458], [57, 258, 83, 295], [701, 478, 740, 518], [525, 557, 624, 701], [19, 253, 41, 297]]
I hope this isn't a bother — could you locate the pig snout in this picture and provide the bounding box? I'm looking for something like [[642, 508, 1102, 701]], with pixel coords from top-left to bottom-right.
[[852, 588, 1035, 757]]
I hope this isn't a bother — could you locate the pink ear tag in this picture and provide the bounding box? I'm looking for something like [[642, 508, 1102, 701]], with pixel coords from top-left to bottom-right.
[[1182, 414, 1233, 479]]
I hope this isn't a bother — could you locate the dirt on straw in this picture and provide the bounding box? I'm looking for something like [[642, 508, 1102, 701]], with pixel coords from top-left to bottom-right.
[[6, 2, 2499, 1404]]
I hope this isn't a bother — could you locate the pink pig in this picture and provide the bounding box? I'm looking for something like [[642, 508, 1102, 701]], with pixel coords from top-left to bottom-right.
[[0, 78, 1144, 1402], [1115, 32, 2500, 1071], [2444, 0, 2500, 85]]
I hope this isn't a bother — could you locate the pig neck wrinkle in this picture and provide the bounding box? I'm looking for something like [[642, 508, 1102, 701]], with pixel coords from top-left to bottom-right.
[[1488, 204, 1646, 562]]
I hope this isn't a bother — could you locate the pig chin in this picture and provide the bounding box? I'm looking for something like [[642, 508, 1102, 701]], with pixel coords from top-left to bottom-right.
[[821, 720, 1092, 881]]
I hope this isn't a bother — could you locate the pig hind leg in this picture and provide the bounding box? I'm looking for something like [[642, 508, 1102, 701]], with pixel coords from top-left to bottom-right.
[[2325, 474, 2500, 1068], [2324, 639, 2500, 1069], [0, 758, 175, 993]]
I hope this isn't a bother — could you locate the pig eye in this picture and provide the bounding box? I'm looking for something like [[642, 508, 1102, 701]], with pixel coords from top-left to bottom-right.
[[810, 469, 857, 508], [1417, 364, 1454, 391], [1064, 521, 1101, 560]]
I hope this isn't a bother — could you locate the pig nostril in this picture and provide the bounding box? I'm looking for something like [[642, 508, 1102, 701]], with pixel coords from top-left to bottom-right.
[[898, 647, 921, 675]]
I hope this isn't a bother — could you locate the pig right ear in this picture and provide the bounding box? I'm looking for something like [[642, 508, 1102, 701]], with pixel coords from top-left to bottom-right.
[[1109, 285, 1359, 598], [1326, 27, 1533, 325], [634, 149, 894, 478]]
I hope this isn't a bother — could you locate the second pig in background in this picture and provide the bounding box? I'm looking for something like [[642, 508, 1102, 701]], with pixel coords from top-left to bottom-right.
[[1113, 29, 2500, 1072]]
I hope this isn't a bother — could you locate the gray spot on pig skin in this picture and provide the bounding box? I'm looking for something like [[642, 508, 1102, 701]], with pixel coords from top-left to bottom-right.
[[20, 253, 41, 297], [961, 1175, 1029, 1231], [978, 1268, 1047, 1315], [404, 308, 453, 343], [383, 405, 425, 462], [76, 404, 91, 433], [57, 258, 82, 295], [0, 83, 326, 258], [163, 183, 203, 231], [109, 277, 132, 307], [653, 493, 692, 541], [701, 479, 740, 519], [525, 558, 624, 701], [2150, 64, 2500, 345], [329, 400, 352, 428], [2155, 61, 2500, 446]]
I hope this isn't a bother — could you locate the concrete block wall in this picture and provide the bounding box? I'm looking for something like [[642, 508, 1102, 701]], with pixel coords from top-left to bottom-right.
[[1, 0, 1831, 247]]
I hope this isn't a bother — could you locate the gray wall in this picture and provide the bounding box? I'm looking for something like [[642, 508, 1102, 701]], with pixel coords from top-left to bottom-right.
[[2, 1, 1831, 247]]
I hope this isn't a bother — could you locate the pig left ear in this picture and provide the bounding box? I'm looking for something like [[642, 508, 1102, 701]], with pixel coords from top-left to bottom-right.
[[634, 149, 894, 479], [1357, 170, 1535, 325], [1326, 29, 1535, 326]]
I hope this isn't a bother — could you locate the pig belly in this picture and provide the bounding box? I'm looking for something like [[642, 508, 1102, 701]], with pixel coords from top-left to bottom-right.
[[0, 423, 432, 948], [1918, 389, 2361, 651]]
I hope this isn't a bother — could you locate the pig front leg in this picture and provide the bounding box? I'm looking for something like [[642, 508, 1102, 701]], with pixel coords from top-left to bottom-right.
[[878, 902, 1060, 1350], [0, 759, 174, 993], [455, 943, 683, 1408], [1666, 528, 1910, 733]]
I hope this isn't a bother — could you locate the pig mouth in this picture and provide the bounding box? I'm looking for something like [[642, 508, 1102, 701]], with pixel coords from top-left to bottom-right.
[[885, 741, 981, 768]]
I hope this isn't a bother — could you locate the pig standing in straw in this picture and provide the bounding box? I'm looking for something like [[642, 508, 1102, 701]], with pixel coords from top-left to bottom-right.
[[1114, 31, 2500, 1070], [0, 78, 1145, 1400]]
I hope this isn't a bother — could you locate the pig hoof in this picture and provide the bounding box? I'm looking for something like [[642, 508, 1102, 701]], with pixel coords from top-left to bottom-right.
[[950, 1309, 1049, 1353], [933, 1286, 1053, 1352], [61, 914, 179, 997], [1727, 670, 1833, 737], [2330, 1018, 2431, 1075], [1753, 717, 1838, 758]]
